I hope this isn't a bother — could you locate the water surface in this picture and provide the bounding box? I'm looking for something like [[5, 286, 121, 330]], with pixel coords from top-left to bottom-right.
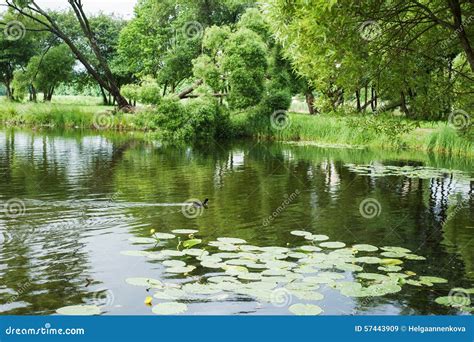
[[0, 128, 473, 315]]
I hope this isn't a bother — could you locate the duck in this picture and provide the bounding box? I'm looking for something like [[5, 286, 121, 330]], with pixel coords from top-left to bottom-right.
[[193, 198, 209, 208]]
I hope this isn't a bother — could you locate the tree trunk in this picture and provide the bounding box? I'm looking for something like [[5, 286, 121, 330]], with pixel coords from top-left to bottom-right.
[[355, 89, 361, 112], [5, 82, 13, 100], [448, 0, 474, 72], [364, 85, 368, 112], [370, 87, 376, 111], [400, 91, 409, 116], [99, 85, 109, 105], [305, 90, 316, 115]]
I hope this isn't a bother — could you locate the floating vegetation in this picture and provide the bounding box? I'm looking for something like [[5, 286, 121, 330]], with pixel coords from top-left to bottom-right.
[[172, 229, 199, 235], [56, 305, 101, 316], [152, 302, 188, 315], [345, 164, 473, 181], [121, 230, 456, 315], [288, 303, 323, 315]]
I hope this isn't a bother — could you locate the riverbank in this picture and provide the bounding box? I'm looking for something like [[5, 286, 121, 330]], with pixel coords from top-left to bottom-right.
[[1, 97, 472, 158]]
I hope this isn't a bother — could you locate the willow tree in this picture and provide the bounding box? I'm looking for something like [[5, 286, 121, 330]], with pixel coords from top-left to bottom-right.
[[3, 0, 129, 108]]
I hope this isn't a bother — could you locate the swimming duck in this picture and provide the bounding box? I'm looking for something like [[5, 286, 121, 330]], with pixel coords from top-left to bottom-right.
[[193, 199, 209, 208]]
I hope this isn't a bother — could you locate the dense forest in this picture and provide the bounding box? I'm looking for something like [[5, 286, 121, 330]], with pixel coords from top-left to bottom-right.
[[0, 0, 473, 144]]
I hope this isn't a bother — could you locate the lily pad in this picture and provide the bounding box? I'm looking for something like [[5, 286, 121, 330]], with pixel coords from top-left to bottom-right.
[[171, 229, 198, 235], [290, 230, 312, 237], [162, 260, 186, 268], [419, 276, 448, 284], [320, 241, 346, 249], [352, 244, 378, 252], [300, 245, 322, 252], [154, 233, 176, 240], [161, 250, 185, 257], [153, 288, 187, 300], [288, 303, 323, 315], [435, 295, 471, 307], [56, 305, 101, 316], [289, 290, 324, 301], [125, 277, 163, 288], [152, 302, 188, 315], [182, 239, 202, 249], [166, 265, 196, 274], [310, 235, 330, 241], [217, 237, 247, 244], [356, 256, 382, 264], [182, 283, 221, 295]]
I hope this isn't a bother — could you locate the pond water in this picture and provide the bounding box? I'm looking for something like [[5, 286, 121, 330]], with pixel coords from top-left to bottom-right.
[[0, 128, 473, 316]]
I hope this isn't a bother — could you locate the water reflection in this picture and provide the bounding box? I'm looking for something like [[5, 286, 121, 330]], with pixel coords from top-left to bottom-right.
[[0, 129, 473, 315]]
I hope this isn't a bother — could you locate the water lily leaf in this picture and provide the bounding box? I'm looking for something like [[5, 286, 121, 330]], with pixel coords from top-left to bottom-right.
[[352, 244, 378, 252], [451, 288, 474, 294], [310, 235, 330, 241], [379, 258, 404, 266], [162, 260, 186, 268], [246, 262, 269, 269], [380, 252, 406, 258], [290, 230, 312, 237], [128, 237, 157, 244], [152, 302, 188, 315], [224, 265, 249, 276], [217, 237, 247, 244], [207, 276, 240, 284], [378, 266, 402, 272], [335, 263, 363, 272], [356, 257, 382, 264], [357, 273, 390, 282], [213, 252, 239, 259], [302, 276, 336, 285], [239, 245, 262, 252], [262, 269, 291, 277], [285, 282, 320, 291], [201, 261, 224, 269], [161, 250, 185, 257], [166, 265, 196, 274], [126, 277, 163, 288], [419, 276, 448, 284], [435, 296, 471, 307], [381, 246, 411, 254], [56, 305, 101, 316], [218, 244, 239, 251], [153, 288, 186, 300], [171, 229, 198, 235], [289, 303, 323, 315], [288, 252, 308, 259], [320, 241, 346, 249], [120, 250, 150, 257], [226, 259, 255, 266], [238, 273, 262, 281], [404, 254, 426, 260], [184, 248, 208, 257], [154, 233, 176, 239], [244, 281, 277, 290], [182, 283, 221, 295], [182, 239, 202, 249]]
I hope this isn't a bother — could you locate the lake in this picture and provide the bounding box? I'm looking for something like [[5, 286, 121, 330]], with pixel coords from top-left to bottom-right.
[[0, 128, 473, 315]]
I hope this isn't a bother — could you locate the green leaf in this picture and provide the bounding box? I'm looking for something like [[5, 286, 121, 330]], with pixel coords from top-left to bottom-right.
[[289, 303, 323, 315], [56, 305, 101, 316], [182, 238, 202, 249], [152, 302, 188, 315]]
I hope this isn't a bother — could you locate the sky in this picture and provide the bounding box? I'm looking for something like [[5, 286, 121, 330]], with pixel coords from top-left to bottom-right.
[[1, 0, 138, 18]]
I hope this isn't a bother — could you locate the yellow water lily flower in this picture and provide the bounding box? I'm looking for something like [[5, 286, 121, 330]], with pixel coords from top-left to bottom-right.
[[150, 229, 156, 235], [144, 296, 153, 305]]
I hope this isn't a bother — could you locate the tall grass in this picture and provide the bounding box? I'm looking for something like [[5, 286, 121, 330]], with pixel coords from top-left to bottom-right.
[[232, 112, 474, 157]]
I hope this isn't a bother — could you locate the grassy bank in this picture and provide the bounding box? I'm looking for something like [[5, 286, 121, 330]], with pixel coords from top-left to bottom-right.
[[232, 112, 474, 158], [1, 96, 472, 158]]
